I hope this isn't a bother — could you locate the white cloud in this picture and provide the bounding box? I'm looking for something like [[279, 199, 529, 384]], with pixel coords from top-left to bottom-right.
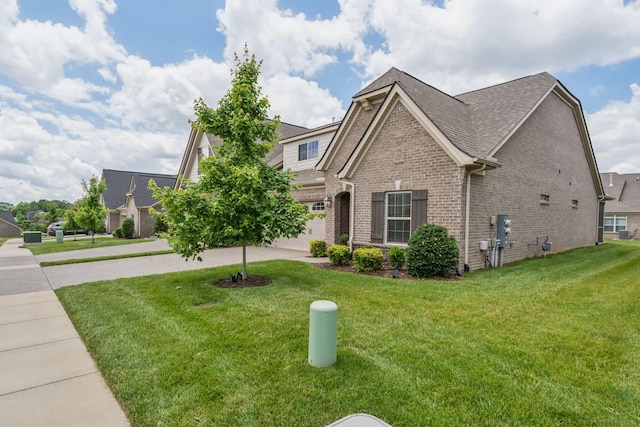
[[263, 74, 345, 128], [588, 83, 640, 173], [0, 0, 125, 91], [359, 0, 640, 92]]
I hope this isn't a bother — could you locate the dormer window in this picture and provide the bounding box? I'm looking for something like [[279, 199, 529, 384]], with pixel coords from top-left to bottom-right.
[[298, 140, 318, 161]]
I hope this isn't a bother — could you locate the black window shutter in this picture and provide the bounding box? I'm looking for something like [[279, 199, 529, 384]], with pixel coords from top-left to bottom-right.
[[371, 192, 385, 244], [411, 190, 428, 233]]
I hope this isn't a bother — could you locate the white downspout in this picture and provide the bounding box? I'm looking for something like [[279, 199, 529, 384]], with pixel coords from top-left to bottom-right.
[[340, 180, 355, 252], [464, 164, 487, 270]]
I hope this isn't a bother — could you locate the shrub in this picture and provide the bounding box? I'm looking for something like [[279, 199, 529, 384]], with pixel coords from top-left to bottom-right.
[[153, 216, 168, 235], [406, 224, 459, 278], [121, 218, 135, 239], [387, 246, 406, 269], [113, 228, 123, 238], [309, 239, 327, 257], [327, 244, 350, 266], [339, 234, 349, 246], [353, 247, 383, 272]]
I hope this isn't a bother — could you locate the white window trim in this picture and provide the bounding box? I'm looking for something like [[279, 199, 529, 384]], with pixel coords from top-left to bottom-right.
[[385, 191, 411, 244], [298, 140, 319, 161]]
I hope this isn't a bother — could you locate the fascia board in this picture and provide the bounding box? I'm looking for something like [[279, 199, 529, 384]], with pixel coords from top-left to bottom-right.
[[316, 102, 360, 171], [338, 86, 473, 179], [279, 123, 340, 145]]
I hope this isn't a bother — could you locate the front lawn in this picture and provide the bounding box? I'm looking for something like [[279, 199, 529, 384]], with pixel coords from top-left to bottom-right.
[[56, 241, 640, 426], [24, 236, 156, 255]]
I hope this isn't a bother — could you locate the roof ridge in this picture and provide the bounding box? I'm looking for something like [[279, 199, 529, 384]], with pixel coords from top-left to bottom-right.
[[455, 72, 554, 97]]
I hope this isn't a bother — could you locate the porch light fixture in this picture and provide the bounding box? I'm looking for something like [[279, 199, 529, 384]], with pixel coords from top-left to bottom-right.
[[323, 194, 333, 208]]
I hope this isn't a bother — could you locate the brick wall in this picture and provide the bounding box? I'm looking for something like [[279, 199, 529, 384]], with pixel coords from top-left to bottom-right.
[[466, 92, 599, 270], [345, 99, 465, 248]]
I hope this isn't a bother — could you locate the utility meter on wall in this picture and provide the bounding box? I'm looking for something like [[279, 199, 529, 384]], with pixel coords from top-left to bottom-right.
[[496, 214, 511, 248]]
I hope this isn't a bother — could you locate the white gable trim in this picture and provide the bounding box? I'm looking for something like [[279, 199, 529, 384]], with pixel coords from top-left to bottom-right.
[[315, 102, 360, 171], [338, 84, 474, 179]]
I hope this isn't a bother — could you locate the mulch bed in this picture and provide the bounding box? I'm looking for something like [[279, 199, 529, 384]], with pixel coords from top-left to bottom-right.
[[314, 261, 462, 281], [215, 276, 273, 288]]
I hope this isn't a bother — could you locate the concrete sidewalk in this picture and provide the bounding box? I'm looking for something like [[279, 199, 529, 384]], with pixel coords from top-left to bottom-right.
[[0, 237, 323, 426], [0, 290, 129, 426]]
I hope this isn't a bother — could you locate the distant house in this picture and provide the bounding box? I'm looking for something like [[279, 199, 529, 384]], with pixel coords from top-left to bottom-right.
[[0, 211, 22, 237], [101, 169, 177, 238], [317, 68, 606, 271], [601, 172, 640, 239]]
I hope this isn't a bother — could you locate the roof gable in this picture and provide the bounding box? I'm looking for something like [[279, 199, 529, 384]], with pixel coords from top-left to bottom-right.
[[455, 72, 558, 157], [102, 169, 176, 209], [602, 172, 640, 212], [0, 210, 20, 229]]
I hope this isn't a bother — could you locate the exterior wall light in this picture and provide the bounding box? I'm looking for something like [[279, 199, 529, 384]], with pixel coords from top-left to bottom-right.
[[323, 194, 333, 208]]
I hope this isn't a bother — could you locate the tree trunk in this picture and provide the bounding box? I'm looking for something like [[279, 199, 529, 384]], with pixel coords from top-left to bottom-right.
[[242, 240, 247, 279]]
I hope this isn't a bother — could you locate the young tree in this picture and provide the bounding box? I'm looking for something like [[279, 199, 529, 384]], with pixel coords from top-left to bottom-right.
[[75, 176, 108, 244], [151, 46, 309, 279]]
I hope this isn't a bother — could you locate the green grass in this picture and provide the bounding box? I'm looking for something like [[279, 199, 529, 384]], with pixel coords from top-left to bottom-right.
[[24, 237, 156, 255], [39, 250, 174, 267], [56, 241, 640, 427], [0, 237, 8, 246]]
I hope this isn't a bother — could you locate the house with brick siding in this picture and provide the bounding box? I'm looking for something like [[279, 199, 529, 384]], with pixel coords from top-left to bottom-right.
[[175, 121, 333, 251], [601, 172, 640, 240], [101, 169, 177, 238], [317, 68, 606, 271]]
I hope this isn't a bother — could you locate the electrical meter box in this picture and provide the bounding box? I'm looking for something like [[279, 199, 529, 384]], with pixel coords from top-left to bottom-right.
[[496, 214, 511, 248]]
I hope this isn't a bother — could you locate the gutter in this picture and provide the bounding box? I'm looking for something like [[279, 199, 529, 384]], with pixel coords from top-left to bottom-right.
[[339, 180, 355, 252]]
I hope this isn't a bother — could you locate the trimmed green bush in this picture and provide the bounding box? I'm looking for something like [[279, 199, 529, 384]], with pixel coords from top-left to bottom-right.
[[406, 224, 459, 278], [153, 216, 168, 235], [309, 239, 327, 257], [113, 228, 123, 238], [339, 234, 349, 246], [121, 218, 135, 239], [353, 247, 383, 272], [327, 244, 350, 266], [387, 246, 406, 269]]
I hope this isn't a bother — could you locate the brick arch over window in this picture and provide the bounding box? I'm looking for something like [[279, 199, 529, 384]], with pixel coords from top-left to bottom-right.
[[371, 190, 427, 244]]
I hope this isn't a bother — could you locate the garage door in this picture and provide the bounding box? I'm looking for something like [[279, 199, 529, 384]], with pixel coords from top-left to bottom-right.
[[272, 202, 325, 252]]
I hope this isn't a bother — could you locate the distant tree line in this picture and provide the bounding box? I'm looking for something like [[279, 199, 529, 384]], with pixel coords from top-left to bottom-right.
[[8, 199, 72, 233]]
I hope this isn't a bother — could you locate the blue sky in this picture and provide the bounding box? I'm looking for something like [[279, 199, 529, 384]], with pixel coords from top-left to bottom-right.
[[1, 0, 639, 204]]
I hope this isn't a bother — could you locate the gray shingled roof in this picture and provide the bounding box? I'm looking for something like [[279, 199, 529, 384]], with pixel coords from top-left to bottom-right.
[[355, 68, 559, 160], [0, 210, 19, 227], [131, 173, 177, 207], [456, 72, 558, 157], [601, 172, 640, 213], [102, 169, 176, 209]]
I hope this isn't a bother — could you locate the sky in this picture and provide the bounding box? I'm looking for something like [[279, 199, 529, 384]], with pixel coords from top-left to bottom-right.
[[1, 0, 639, 205]]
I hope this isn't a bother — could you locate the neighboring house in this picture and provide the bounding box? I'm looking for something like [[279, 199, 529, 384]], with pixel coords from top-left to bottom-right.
[[273, 121, 341, 250], [601, 172, 640, 239], [101, 169, 177, 238], [175, 121, 323, 250], [0, 211, 21, 237], [317, 68, 606, 271]]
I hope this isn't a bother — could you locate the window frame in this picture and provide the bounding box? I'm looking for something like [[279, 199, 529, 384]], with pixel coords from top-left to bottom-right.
[[604, 215, 626, 232], [385, 191, 412, 244], [298, 140, 319, 161]]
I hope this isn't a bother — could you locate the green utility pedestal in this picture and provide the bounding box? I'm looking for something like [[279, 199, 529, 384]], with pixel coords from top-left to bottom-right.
[[55, 229, 64, 243], [308, 300, 338, 368]]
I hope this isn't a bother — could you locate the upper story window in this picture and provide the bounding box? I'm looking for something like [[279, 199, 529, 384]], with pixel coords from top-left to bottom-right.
[[298, 140, 318, 161]]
